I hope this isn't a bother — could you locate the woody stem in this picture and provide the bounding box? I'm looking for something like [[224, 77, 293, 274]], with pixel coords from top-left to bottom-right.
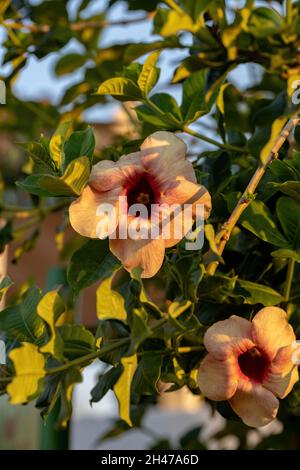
[[206, 115, 300, 275]]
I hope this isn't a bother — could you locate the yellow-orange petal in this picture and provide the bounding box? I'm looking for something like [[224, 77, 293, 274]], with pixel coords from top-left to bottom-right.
[[140, 131, 197, 187], [109, 237, 165, 278], [252, 307, 296, 360], [204, 315, 254, 360], [229, 381, 279, 427], [69, 185, 121, 238], [198, 354, 238, 401]]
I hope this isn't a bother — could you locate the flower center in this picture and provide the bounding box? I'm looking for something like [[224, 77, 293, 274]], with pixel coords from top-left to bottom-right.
[[238, 347, 270, 383], [126, 172, 158, 213]]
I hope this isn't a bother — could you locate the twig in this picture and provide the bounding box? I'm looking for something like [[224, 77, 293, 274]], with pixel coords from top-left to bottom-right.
[[183, 126, 246, 153], [206, 115, 300, 275], [3, 15, 150, 34], [283, 258, 295, 303]]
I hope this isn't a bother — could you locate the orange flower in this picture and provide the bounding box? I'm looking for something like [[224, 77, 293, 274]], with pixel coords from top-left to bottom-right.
[[69, 131, 211, 278], [198, 307, 299, 427]]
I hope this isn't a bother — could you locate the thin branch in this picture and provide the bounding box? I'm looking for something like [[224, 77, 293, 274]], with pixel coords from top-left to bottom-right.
[[0, 317, 169, 384], [283, 258, 296, 303], [206, 114, 300, 275], [183, 126, 246, 153], [3, 15, 150, 34]]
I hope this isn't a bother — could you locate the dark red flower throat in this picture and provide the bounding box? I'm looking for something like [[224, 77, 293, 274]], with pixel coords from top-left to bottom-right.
[[125, 172, 159, 213], [238, 347, 270, 383]]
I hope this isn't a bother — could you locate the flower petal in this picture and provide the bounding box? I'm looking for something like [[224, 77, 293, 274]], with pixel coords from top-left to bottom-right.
[[263, 345, 299, 398], [69, 185, 120, 238], [252, 307, 296, 360], [89, 160, 123, 192], [109, 237, 165, 278], [198, 354, 238, 401], [90, 152, 142, 192], [140, 131, 196, 187], [158, 179, 211, 248], [264, 366, 299, 399], [229, 381, 279, 427], [204, 315, 254, 360]]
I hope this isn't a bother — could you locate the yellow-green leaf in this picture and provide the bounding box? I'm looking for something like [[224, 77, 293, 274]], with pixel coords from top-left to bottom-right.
[[49, 121, 72, 170], [96, 274, 127, 322], [0, 276, 13, 302], [7, 343, 46, 404], [137, 51, 160, 98], [97, 77, 142, 101], [113, 354, 137, 426], [216, 83, 230, 114], [0, 0, 11, 16], [18, 156, 90, 197], [37, 290, 65, 358], [260, 117, 286, 163]]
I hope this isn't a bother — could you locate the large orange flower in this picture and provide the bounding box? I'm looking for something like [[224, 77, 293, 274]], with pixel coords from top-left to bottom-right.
[[198, 307, 299, 427], [69, 131, 211, 278]]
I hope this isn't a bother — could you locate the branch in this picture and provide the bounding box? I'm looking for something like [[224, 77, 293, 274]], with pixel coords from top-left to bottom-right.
[[3, 15, 150, 34], [183, 126, 246, 153], [206, 114, 300, 275]]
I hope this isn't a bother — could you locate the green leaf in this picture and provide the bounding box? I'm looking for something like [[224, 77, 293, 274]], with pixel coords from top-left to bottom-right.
[[0, 0, 11, 16], [97, 77, 142, 101], [271, 249, 300, 263], [37, 290, 65, 359], [67, 239, 121, 293], [7, 343, 46, 404], [113, 354, 137, 426], [153, 8, 198, 37], [96, 273, 127, 322], [59, 324, 96, 360], [19, 141, 57, 174], [136, 93, 182, 130], [55, 53, 86, 76], [276, 197, 300, 251], [234, 279, 283, 306], [57, 367, 82, 428], [137, 51, 160, 98], [0, 276, 13, 302], [0, 287, 45, 344], [239, 200, 289, 248], [247, 7, 285, 38], [132, 352, 162, 395], [199, 274, 236, 303], [269, 181, 300, 203], [17, 156, 90, 197], [181, 70, 211, 123], [129, 308, 152, 352], [90, 365, 122, 404], [64, 127, 95, 167]]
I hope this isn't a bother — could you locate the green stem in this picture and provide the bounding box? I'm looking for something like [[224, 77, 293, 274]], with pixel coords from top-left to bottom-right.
[[22, 101, 56, 127], [182, 126, 245, 153], [0, 318, 170, 384], [145, 98, 244, 152], [283, 258, 295, 303], [162, 0, 185, 15], [286, 0, 293, 24], [0, 319, 205, 384], [11, 200, 68, 236]]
